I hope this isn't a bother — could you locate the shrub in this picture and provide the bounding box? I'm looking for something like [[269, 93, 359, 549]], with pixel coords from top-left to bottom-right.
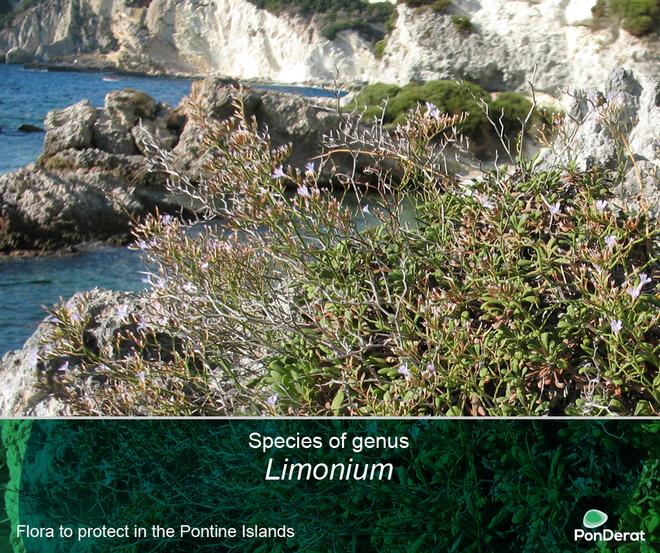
[[346, 80, 494, 138], [490, 91, 533, 134], [248, 0, 396, 43], [404, 0, 452, 12], [592, 0, 659, 36], [450, 14, 473, 33], [41, 90, 659, 417], [343, 82, 401, 117], [374, 38, 387, 58]]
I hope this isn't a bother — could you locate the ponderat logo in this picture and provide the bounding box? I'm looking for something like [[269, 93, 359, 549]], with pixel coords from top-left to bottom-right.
[[583, 509, 608, 529], [574, 509, 646, 543]]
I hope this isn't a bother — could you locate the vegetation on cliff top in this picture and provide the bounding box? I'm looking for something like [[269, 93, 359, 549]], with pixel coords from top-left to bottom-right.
[[41, 89, 659, 417], [593, 0, 659, 36], [247, 0, 395, 41], [343, 80, 557, 142]]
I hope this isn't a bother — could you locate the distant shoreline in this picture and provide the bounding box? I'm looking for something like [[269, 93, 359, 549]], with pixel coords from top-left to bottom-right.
[[17, 61, 362, 92], [22, 61, 199, 81]]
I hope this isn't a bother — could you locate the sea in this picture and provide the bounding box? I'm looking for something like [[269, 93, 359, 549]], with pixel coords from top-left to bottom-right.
[[0, 64, 340, 355]]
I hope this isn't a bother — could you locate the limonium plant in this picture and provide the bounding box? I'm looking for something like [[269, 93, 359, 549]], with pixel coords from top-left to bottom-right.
[[41, 90, 658, 416]]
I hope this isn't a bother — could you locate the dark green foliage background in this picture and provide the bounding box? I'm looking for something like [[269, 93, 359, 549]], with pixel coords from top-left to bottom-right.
[[344, 80, 539, 139], [246, 0, 395, 41], [7, 420, 659, 552], [593, 0, 659, 36]]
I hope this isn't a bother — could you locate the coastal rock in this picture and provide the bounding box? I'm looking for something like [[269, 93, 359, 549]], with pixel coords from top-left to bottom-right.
[[1, 0, 657, 91], [92, 112, 138, 155], [173, 77, 340, 174], [545, 68, 659, 209], [132, 117, 178, 154], [5, 46, 31, 64], [0, 290, 148, 416], [0, 287, 248, 416], [0, 164, 178, 252], [105, 88, 158, 128], [0, 87, 197, 253], [17, 124, 44, 133], [43, 99, 97, 156]]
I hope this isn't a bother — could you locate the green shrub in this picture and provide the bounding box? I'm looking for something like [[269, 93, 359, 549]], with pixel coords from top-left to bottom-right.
[[41, 91, 659, 417], [404, 0, 452, 12], [347, 80, 561, 141], [490, 91, 533, 133], [346, 80, 493, 138], [344, 82, 402, 116], [592, 0, 659, 36], [374, 38, 387, 58], [248, 0, 396, 43], [450, 14, 473, 33]]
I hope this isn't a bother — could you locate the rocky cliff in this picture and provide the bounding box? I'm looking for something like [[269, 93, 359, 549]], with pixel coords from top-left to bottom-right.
[[0, 79, 346, 253], [1, 0, 658, 92]]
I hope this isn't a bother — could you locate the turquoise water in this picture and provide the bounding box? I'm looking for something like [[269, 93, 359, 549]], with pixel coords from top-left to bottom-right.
[[0, 65, 342, 354], [0, 247, 146, 355], [0, 64, 194, 174]]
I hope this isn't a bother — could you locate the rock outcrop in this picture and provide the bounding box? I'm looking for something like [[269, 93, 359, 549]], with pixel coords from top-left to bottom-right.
[[0, 290, 147, 416], [0, 89, 184, 253], [1, 0, 657, 92], [544, 67, 659, 211], [0, 79, 352, 252], [174, 76, 342, 175]]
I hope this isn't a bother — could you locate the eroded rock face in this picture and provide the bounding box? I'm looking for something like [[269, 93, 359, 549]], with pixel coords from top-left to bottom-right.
[[173, 76, 341, 175], [93, 112, 138, 155], [0, 290, 147, 416], [0, 87, 188, 253], [5, 46, 31, 64], [105, 89, 158, 128], [0, 164, 178, 251], [0, 0, 657, 92], [43, 100, 97, 156], [545, 68, 659, 210]]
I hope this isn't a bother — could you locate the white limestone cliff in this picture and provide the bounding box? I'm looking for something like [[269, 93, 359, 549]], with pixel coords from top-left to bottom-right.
[[1, 0, 658, 92]]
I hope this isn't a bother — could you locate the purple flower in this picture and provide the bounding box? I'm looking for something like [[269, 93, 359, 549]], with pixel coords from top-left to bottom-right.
[[425, 101, 441, 120], [595, 200, 608, 212], [297, 184, 311, 198], [606, 91, 624, 106], [70, 310, 83, 323], [116, 304, 130, 321], [477, 194, 495, 209], [422, 362, 436, 378], [305, 162, 315, 174], [610, 319, 623, 336], [267, 393, 278, 407], [361, 204, 370, 214], [398, 363, 411, 379], [160, 214, 175, 226], [135, 238, 155, 251], [136, 314, 149, 332], [272, 165, 286, 179], [137, 371, 146, 383], [627, 273, 652, 300], [548, 201, 561, 216], [604, 235, 617, 249]]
